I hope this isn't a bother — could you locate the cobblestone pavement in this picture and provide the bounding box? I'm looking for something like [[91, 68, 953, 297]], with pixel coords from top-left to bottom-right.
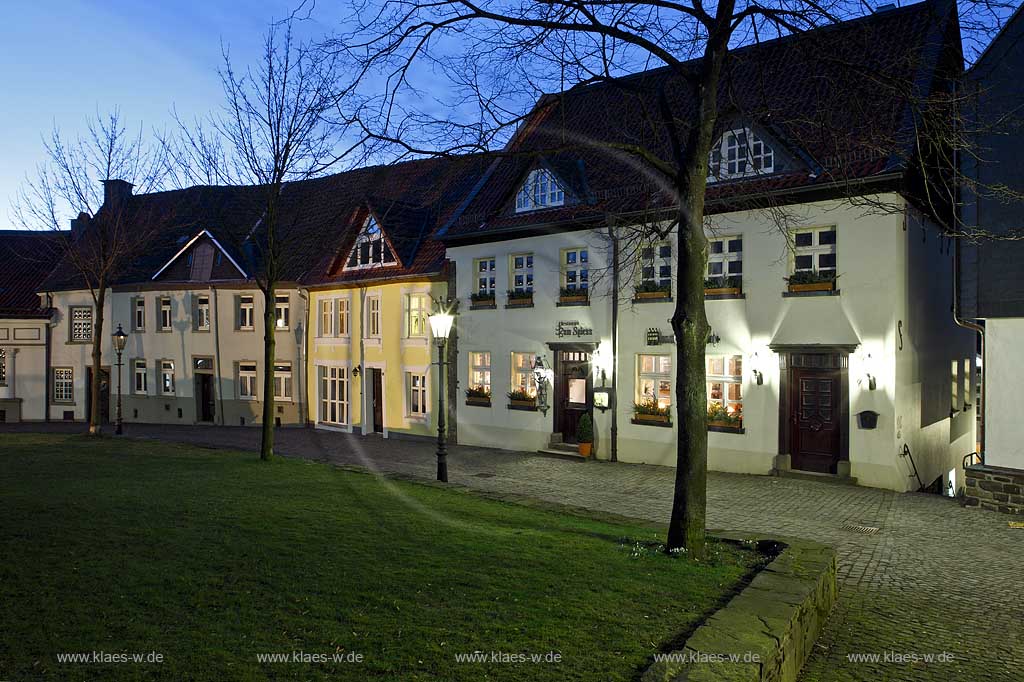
[[4, 423, 1022, 681]]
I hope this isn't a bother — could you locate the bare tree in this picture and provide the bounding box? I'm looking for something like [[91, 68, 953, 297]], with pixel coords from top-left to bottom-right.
[[15, 110, 170, 435], [165, 14, 367, 460], [328, 0, 1016, 556]]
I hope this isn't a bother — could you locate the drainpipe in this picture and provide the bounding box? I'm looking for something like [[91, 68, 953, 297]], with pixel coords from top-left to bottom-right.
[[951, 76, 985, 458], [607, 221, 619, 462], [298, 288, 309, 427], [212, 286, 226, 425], [44, 292, 53, 422]]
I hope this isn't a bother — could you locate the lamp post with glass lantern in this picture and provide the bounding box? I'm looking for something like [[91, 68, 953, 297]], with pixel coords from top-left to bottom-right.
[[428, 309, 455, 482], [112, 324, 128, 435]]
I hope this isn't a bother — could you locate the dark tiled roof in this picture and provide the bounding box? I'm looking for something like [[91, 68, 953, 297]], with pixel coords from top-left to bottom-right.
[[0, 230, 65, 317], [442, 0, 957, 241]]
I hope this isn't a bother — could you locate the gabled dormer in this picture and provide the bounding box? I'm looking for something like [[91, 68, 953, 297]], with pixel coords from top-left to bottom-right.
[[151, 230, 247, 282], [707, 124, 799, 182], [343, 214, 399, 270], [515, 167, 566, 212]]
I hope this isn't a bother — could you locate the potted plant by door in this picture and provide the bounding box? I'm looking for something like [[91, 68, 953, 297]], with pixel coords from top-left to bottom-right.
[[576, 413, 594, 457], [785, 271, 838, 293]]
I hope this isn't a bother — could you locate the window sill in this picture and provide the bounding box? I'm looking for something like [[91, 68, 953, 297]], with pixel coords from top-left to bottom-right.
[[556, 298, 590, 307], [469, 301, 497, 310], [239, 327, 255, 332], [632, 295, 672, 304], [465, 397, 492, 407], [631, 417, 672, 428], [363, 337, 382, 347], [507, 402, 538, 412], [782, 289, 840, 298], [50, 400, 75, 406], [401, 337, 428, 347], [708, 424, 745, 434], [67, 340, 93, 345], [705, 292, 745, 301], [505, 298, 534, 308]]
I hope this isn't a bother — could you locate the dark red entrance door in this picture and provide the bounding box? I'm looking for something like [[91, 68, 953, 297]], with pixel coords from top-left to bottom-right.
[[555, 350, 592, 443], [791, 368, 841, 473]]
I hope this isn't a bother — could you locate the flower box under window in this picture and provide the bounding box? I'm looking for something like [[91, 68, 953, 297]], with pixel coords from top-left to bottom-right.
[[633, 283, 671, 302], [633, 397, 671, 425], [707, 403, 743, 432], [786, 271, 837, 293], [558, 287, 588, 305], [634, 413, 671, 424], [470, 292, 496, 309], [704, 276, 742, 297], [507, 389, 537, 410], [506, 291, 534, 307], [465, 387, 492, 407]]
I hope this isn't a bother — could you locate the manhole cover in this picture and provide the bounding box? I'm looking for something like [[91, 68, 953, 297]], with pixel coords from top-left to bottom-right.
[[841, 523, 880, 535], [473, 472, 496, 478]]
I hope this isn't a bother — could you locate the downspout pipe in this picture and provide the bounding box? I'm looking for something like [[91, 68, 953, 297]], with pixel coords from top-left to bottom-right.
[[608, 221, 619, 462], [298, 288, 309, 427], [212, 285, 226, 425], [44, 292, 53, 422]]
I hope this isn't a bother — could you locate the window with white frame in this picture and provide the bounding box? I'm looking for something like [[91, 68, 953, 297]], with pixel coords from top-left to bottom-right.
[[275, 295, 290, 330], [470, 352, 491, 396], [239, 362, 257, 400], [365, 295, 381, 338], [707, 355, 743, 418], [70, 306, 93, 342], [640, 243, 672, 289], [238, 295, 254, 330], [53, 367, 73, 402], [562, 248, 589, 292], [134, 298, 146, 331], [708, 128, 774, 181], [158, 298, 172, 331], [707, 236, 743, 284], [510, 352, 537, 396], [337, 298, 350, 336], [196, 295, 211, 331], [160, 360, 175, 395], [406, 293, 429, 338], [515, 168, 565, 212], [792, 227, 837, 276], [238, 360, 258, 399], [475, 257, 496, 296], [406, 372, 428, 417], [273, 362, 293, 400], [319, 298, 334, 337], [510, 253, 534, 294], [133, 359, 147, 394], [345, 216, 396, 269], [318, 365, 349, 425], [637, 354, 672, 409]]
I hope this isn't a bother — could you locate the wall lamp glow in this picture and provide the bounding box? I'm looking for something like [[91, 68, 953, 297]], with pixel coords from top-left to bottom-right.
[[753, 369, 764, 386], [864, 353, 877, 391], [750, 352, 764, 385]]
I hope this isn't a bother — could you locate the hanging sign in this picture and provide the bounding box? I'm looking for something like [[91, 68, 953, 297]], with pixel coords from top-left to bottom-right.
[[555, 320, 593, 338]]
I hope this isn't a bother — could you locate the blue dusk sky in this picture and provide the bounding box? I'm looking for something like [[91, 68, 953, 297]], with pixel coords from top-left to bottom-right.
[[0, 0, 325, 226]]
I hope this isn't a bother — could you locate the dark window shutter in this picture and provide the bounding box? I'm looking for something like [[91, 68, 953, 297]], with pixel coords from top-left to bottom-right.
[[233, 295, 241, 330]]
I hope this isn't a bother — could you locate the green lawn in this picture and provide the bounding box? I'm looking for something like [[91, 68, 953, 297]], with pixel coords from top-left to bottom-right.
[[0, 433, 761, 681]]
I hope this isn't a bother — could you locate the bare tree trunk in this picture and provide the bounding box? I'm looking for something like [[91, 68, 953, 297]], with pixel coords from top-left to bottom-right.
[[88, 282, 107, 436], [260, 282, 276, 460]]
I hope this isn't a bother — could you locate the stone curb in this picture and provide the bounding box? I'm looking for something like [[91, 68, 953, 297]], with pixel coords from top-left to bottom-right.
[[642, 532, 837, 682]]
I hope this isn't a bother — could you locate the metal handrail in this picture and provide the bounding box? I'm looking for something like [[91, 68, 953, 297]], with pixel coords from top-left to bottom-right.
[[963, 451, 983, 469]]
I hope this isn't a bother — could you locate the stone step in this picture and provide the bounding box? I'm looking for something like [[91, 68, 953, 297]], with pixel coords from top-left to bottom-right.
[[774, 468, 859, 486], [536, 447, 590, 461]]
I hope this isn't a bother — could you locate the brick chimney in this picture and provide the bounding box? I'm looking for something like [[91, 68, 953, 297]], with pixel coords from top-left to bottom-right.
[[69, 211, 91, 240], [102, 179, 134, 210]]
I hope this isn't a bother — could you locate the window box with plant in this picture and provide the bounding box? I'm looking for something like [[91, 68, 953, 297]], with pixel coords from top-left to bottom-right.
[[704, 275, 742, 297], [465, 386, 492, 407], [786, 270, 838, 293], [576, 412, 594, 457], [633, 282, 672, 302], [707, 402, 743, 432], [507, 388, 538, 410], [632, 397, 671, 425], [470, 291, 496, 309], [506, 290, 534, 307], [558, 287, 589, 305]]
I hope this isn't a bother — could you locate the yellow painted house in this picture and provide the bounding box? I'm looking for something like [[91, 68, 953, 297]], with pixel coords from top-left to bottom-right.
[[299, 155, 489, 439]]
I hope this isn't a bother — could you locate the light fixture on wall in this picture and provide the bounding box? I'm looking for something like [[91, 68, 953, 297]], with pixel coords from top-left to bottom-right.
[[750, 352, 764, 385], [864, 353, 877, 391], [352, 365, 361, 377], [707, 331, 721, 346], [532, 355, 553, 416]]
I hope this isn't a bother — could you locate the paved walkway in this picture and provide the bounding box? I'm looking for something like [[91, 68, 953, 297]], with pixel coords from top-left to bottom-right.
[[4, 423, 1021, 680]]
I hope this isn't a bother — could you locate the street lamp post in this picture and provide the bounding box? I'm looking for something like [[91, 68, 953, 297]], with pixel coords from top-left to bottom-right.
[[112, 324, 128, 435], [428, 310, 455, 483]]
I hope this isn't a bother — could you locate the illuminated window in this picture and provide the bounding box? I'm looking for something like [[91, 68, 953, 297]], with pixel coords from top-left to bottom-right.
[[475, 257, 496, 295], [510, 253, 534, 294], [406, 294, 429, 338], [708, 128, 774, 181], [511, 352, 537, 396], [345, 216, 396, 268], [637, 354, 672, 409], [275, 295, 290, 330], [515, 169, 565, 212], [470, 352, 491, 396], [707, 355, 743, 417], [562, 248, 589, 292]]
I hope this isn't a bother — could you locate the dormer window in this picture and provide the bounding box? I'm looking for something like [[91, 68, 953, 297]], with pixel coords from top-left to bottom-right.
[[345, 216, 396, 269], [515, 169, 565, 212], [708, 128, 774, 181]]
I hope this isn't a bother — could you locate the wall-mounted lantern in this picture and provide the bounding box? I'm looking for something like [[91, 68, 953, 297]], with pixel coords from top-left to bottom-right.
[[750, 352, 764, 386], [532, 355, 553, 416], [707, 331, 721, 346], [864, 353, 877, 391]]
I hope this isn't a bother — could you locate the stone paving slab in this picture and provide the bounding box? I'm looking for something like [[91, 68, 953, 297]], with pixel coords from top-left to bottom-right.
[[2, 423, 1021, 681]]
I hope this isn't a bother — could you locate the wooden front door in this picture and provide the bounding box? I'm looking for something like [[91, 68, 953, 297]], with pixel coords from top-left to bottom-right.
[[790, 367, 841, 473], [370, 369, 384, 433], [196, 374, 215, 422], [86, 367, 110, 424], [555, 350, 592, 443]]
